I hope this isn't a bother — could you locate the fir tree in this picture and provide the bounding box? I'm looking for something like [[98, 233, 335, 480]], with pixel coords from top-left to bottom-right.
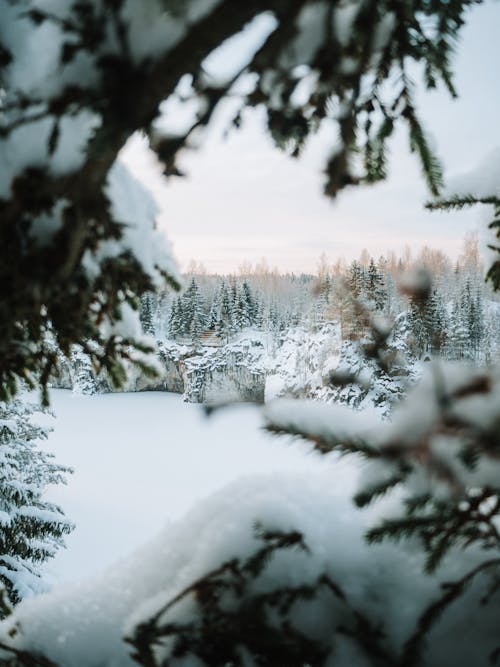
[[446, 298, 470, 359], [348, 261, 364, 299], [168, 298, 183, 340], [365, 258, 387, 311], [0, 399, 73, 609], [70, 345, 98, 395], [182, 278, 206, 344], [207, 288, 221, 332], [235, 280, 258, 329], [216, 281, 235, 343], [139, 294, 156, 337]]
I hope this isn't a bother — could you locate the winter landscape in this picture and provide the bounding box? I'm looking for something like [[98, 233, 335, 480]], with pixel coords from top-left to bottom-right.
[[1, 1, 500, 666]]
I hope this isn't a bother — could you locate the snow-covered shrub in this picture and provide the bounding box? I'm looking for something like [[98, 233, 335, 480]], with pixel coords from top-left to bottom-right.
[[263, 362, 500, 665], [0, 399, 72, 609]]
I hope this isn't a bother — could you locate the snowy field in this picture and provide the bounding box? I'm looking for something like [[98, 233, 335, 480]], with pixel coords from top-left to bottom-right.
[[41, 390, 355, 584]]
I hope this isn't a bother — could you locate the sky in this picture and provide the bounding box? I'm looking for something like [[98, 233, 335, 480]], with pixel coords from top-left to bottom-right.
[[122, 2, 500, 274]]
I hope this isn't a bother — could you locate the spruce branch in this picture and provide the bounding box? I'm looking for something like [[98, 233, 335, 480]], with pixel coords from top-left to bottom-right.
[[400, 557, 500, 667]]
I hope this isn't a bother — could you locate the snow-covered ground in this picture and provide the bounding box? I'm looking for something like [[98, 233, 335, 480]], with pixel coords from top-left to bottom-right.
[[41, 389, 354, 584]]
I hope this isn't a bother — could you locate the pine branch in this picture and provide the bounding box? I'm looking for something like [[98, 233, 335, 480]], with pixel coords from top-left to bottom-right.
[[354, 466, 410, 508], [400, 558, 500, 667], [426, 194, 500, 211], [404, 102, 444, 196], [0, 640, 57, 667], [265, 424, 380, 459]]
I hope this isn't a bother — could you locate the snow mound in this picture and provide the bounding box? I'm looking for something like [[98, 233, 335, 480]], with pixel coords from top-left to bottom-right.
[[1, 468, 498, 666]]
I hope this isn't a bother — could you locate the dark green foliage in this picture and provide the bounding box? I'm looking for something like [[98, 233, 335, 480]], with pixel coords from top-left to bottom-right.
[[127, 524, 395, 667], [140, 294, 156, 336], [348, 261, 364, 299], [215, 280, 235, 343], [0, 0, 484, 398], [354, 463, 412, 508], [127, 526, 329, 667], [398, 557, 500, 667], [407, 288, 448, 357], [168, 298, 183, 339], [0, 641, 57, 667], [0, 400, 73, 609], [365, 259, 387, 312]]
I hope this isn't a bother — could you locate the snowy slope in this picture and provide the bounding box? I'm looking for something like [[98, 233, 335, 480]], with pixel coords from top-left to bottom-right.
[[39, 389, 345, 583], [3, 387, 500, 667]]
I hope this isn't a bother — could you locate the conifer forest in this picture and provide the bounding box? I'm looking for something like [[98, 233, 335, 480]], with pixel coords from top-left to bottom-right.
[[1, 1, 500, 666]]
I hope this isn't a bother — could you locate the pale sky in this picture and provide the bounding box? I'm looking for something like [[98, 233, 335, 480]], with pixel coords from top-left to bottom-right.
[[122, 2, 500, 274]]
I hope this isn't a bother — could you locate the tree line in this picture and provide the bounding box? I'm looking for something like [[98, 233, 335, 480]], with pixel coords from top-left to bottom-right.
[[140, 241, 499, 363]]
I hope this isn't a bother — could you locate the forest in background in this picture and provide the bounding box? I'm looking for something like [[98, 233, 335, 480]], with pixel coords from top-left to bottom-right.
[[2, 0, 500, 664], [140, 235, 500, 364]]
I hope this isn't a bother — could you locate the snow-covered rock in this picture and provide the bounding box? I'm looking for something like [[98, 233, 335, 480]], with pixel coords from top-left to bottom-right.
[[49, 321, 421, 416]]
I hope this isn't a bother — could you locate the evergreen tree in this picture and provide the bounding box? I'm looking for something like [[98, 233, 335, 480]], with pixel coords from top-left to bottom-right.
[[190, 300, 206, 350], [182, 278, 206, 343], [139, 294, 156, 337], [365, 258, 387, 311], [216, 281, 235, 343], [168, 298, 183, 340], [0, 399, 73, 609], [207, 287, 221, 332], [461, 278, 484, 357], [446, 297, 470, 359], [236, 280, 258, 329], [424, 289, 448, 354], [348, 261, 364, 299], [70, 345, 98, 395]]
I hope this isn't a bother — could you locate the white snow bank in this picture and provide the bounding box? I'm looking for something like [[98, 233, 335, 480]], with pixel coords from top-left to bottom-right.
[[265, 398, 381, 449], [99, 160, 180, 289], [1, 466, 498, 666]]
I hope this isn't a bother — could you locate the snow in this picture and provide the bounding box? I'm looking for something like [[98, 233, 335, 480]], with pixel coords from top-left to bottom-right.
[[279, 2, 329, 69], [444, 148, 500, 276], [202, 12, 277, 87], [49, 111, 102, 177], [0, 2, 102, 196], [265, 398, 381, 450], [1, 472, 372, 667], [103, 161, 180, 289], [332, 1, 362, 47], [2, 389, 500, 665], [38, 389, 341, 583], [0, 118, 52, 199], [116, 0, 225, 65], [121, 1, 188, 65], [446, 147, 500, 200]]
